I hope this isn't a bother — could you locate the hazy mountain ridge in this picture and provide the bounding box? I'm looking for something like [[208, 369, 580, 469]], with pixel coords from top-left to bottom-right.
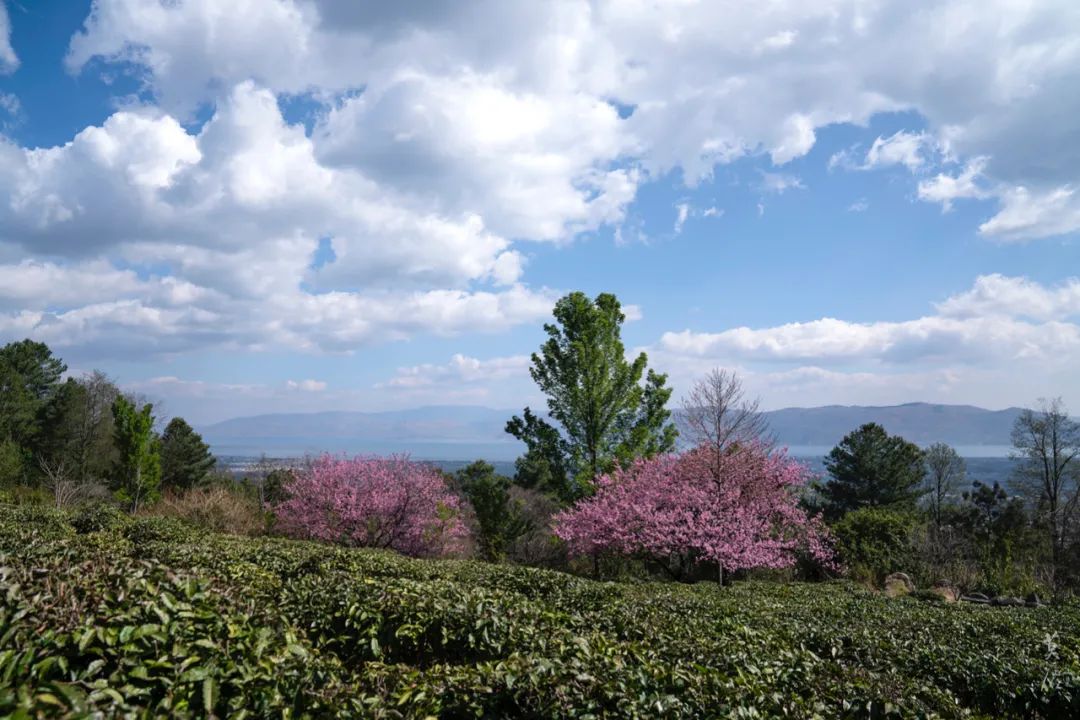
[[763, 402, 1025, 446], [202, 402, 1028, 461]]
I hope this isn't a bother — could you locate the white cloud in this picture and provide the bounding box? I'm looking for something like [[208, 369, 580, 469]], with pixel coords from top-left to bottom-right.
[[650, 274, 1080, 409], [936, 274, 1080, 321], [286, 379, 327, 392], [672, 203, 689, 234], [977, 185, 1080, 242], [654, 274, 1080, 367], [847, 198, 869, 212], [758, 171, 805, 194], [864, 131, 933, 171], [380, 353, 530, 389], [0, 1, 17, 73], [703, 206, 723, 218], [63, 0, 1080, 242], [917, 158, 990, 212], [0, 83, 559, 357]]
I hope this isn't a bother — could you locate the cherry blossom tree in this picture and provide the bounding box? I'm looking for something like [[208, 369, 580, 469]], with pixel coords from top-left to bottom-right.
[[274, 455, 468, 557], [553, 443, 834, 581]]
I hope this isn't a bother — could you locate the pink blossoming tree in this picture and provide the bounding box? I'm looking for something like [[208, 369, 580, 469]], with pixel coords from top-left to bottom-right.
[[275, 455, 468, 557], [553, 443, 835, 580]]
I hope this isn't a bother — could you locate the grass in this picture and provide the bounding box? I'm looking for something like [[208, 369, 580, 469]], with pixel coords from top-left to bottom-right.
[[1, 504, 1078, 718]]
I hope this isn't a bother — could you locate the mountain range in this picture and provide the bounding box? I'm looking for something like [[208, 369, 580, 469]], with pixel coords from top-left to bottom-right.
[[202, 402, 1025, 461]]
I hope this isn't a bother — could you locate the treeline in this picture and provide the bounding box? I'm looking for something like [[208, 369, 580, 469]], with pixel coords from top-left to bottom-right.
[[0, 340, 216, 510], [818, 404, 1080, 597]]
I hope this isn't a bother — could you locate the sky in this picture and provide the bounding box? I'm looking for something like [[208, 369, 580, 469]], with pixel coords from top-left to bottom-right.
[[0, 0, 1079, 426]]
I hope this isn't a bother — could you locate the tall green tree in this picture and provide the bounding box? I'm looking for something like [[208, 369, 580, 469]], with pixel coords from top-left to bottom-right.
[[506, 292, 677, 501], [456, 460, 532, 562], [160, 417, 216, 491], [0, 339, 66, 452], [110, 396, 161, 512], [819, 423, 925, 522]]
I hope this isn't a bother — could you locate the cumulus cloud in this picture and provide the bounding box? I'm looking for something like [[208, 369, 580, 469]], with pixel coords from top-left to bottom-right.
[[649, 275, 1080, 408], [0, 82, 559, 357], [61, 0, 1080, 242], [936, 274, 1080, 321], [0, 1, 16, 73], [864, 131, 933, 171]]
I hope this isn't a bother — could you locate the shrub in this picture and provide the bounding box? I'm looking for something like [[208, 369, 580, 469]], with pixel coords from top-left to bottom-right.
[[274, 454, 468, 557], [832, 506, 919, 585], [70, 502, 127, 534], [142, 485, 267, 536]]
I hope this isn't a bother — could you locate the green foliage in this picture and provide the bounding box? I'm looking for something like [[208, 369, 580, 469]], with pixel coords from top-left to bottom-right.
[[0, 340, 67, 479], [70, 502, 128, 534], [820, 422, 926, 521], [507, 292, 677, 501], [3, 506, 1079, 718], [110, 396, 162, 512], [262, 467, 294, 505], [832, 507, 919, 584], [160, 417, 216, 491], [951, 481, 1037, 594], [456, 460, 532, 561], [506, 407, 573, 499], [0, 438, 24, 487]]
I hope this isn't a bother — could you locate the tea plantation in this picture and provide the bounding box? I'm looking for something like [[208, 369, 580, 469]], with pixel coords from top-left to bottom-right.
[[1, 505, 1078, 719]]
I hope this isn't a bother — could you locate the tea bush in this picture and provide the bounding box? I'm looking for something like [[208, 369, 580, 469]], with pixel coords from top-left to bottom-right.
[[1, 505, 1078, 718]]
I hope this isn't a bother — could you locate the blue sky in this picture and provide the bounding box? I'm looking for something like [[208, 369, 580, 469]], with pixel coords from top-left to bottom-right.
[[1, 0, 1079, 425]]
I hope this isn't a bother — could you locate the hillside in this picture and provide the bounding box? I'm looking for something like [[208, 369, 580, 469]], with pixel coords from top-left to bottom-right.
[[202, 402, 1025, 459], [2, 506, 1078, 718]]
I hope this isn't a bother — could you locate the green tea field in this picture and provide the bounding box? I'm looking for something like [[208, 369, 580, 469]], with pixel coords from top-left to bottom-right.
[[1, 505, 1077, 719]]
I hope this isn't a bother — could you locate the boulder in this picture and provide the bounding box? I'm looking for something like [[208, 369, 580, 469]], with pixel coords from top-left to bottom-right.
[[961, 593, 990, 604], [929, 581, 960, 603], [884, 572, 915, 598], [1025, 592, 1044, 608]]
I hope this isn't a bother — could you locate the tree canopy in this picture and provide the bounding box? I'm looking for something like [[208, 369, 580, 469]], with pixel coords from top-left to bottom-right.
[[506, 292, 677, 501], [160, 417, 216, 491], [819, 423, 925, 522]]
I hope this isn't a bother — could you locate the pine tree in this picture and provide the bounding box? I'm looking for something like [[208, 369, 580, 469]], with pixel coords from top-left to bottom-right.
[[160, 417, 216, 491], [819, 423, 924, 522]]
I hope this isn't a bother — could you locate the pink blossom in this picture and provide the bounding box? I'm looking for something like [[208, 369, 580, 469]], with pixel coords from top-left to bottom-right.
[[553, 443, 835, 575], [274, 454, 468, 557]]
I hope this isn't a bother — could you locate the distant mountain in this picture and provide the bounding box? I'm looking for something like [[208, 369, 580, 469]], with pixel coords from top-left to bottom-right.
[[761, 402, 1024, 448], [202, 406, 524, 460], [202, 401, 1026, 460]]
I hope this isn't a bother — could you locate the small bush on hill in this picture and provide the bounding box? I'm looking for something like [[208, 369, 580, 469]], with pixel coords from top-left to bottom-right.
[[143, 485, 266, 536]]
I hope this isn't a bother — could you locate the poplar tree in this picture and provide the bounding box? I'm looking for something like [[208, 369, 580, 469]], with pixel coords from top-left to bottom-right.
[[507, 292, 676, 501], [111, 396, 161, 512]]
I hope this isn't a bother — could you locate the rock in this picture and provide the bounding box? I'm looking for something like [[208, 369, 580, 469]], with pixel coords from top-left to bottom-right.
[[884, 572, 915, 598], [1025, 592, 1044, 607], [991, 596, 1024, 607], [961, 593, 990, 604], [929, 581, 960, 603]]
